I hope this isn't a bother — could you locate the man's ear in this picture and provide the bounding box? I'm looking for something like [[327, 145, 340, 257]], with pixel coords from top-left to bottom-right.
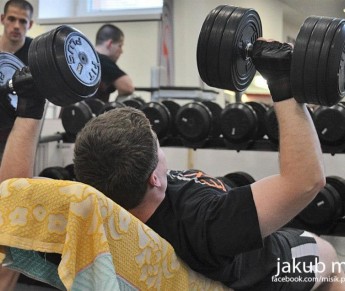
[[105, 39, 113, 49], [28, 20, 33, 29], [148, 170, 161, 187]]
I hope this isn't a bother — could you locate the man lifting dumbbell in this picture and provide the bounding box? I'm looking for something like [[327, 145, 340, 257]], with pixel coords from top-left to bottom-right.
[[72, 39, 345, 290]]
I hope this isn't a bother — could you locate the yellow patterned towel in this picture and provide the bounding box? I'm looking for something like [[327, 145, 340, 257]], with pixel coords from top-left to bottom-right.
[[0, 178, 230, 290]]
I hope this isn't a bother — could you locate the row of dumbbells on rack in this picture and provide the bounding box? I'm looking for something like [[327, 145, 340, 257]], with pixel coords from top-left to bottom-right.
[[39, 164, 345, 236], [60, 96, 345, 153]]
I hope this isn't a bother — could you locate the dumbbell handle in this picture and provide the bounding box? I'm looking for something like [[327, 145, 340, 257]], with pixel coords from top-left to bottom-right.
[[243, 41, 293, 62], [0, 67, 37, 99]]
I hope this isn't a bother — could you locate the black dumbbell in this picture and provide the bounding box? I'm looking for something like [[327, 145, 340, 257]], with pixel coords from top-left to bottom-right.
[[84, 98, 106, 116], [220, 101, 268, 145], [175, 100, 222, 147], [60, 99, 103, 136], [0, 25, 100, 130], [161, 100, 181, 138], [121, 95, 146, 109], [197, 5, 345, 107], [65, 164, 76, 181], [142, 101, 171, 140], [98, 101, 126, 115], [297, 176, 345, 228], [39, 166, 73, 180], [313, 103, 345, 151]]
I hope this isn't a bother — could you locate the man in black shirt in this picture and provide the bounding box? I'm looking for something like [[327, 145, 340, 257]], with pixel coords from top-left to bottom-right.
[[0, 0, 34, 157], [94, 24, 134, 102]]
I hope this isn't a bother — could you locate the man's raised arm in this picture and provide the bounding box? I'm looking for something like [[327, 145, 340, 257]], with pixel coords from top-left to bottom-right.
[[250, 40, 325, 238]]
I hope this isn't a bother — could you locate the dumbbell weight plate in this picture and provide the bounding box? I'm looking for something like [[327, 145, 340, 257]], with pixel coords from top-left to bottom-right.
[[304, 17, 333, 105], [39, 166, 72, 180], [84, 98, 105, 116], [326, 175, 345, 217], [65, 164, 76, 181], [175, 102, 212, 143], [245, 101, 268, 139], [28, 25, 101, 106], [298, 183, 341, 226], [122, 96, 146, 109], [220, 102, 257, 143], [292, 16, 345, 106], [142, 102, 171, 139], [317, 18, 345, 105], [219, 7, 261, 91], [197, 5, 262, 91], [314, 104, 345, 146], [265, 106, 279, 144], [197, 5, 227, 86], [201, 101, 222, 138], [162, 100, 181, 136], [325, 19, 345, 106], [206, 5, 237, 88], [291, 17, 319, 105], [61, 101, 93, 135], [0, 53, 24, 129], [98, 101, 125, 115]]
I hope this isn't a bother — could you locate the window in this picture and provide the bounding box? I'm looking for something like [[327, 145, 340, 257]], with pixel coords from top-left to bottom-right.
[[37, 0, 164, 24]]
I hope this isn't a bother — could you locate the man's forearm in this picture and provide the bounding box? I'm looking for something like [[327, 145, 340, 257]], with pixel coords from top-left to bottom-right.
[[275, 98, 325, 195], [0, 118, 41, 182]]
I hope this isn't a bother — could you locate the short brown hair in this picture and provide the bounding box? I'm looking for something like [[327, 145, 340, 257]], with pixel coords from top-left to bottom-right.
[[74, 107, 158, 210], [95, 24, 124, 45], [4, 0, 34, 19]]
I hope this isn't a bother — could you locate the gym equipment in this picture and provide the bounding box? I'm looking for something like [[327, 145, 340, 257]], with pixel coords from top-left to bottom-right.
[[0, 25, 100, 108], [39, 166, 73, 180], [98, 101, 125, 115], [218, 171, 255, 188], [313, 103, 345, 150], [197, 5, 345, 106], [220, 101, 267, 145], [297, 176, 345, 228], [142, 101, 171, 139], [161, 100, 181, 137], [121, 95, 146, 109], [65, 164, 76, 181], [264, 106, 279, 144], [84, 98, 105, 116], [60, 99, 103, 136], [175, 101, 222, 147]]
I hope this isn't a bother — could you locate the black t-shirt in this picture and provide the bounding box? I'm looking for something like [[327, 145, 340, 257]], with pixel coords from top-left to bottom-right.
[[146, 169, 263, 285], [96, 53, 127, 102], [0, 37, 33, 143], [14, 36, 32, 65]]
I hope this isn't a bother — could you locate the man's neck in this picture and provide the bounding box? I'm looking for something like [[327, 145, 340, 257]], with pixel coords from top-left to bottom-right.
[[129, 190, 165, 223], [0, 36, 25, 54], [95, 45, 108, 56]]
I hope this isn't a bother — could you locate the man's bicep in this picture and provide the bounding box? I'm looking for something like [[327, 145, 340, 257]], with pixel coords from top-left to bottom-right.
[[251, 175, 314, 238]]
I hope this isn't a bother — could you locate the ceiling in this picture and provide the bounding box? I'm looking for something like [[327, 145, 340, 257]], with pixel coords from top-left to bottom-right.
[[278, 0, 345, 24]]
